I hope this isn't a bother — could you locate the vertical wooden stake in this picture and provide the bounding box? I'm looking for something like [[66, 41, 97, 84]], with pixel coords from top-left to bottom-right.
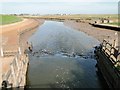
[[18, 47, 21, 55], [0, 47, 3, 57], [10, 64, 17, 87]]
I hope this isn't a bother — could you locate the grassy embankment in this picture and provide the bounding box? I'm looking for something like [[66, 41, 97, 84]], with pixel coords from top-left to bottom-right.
[[108, 22, 120, 26], [0, 15, 22, 25]]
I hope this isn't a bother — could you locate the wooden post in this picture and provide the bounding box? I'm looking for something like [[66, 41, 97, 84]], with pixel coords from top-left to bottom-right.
[[113, 40, 116, 48], [15, 57, 19, 77], [0, 47, 3, 57], [10, 64, 17, 87], [18, 47, 21, 55]]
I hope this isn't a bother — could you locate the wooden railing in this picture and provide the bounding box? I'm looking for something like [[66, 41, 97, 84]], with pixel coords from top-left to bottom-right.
[[100, 40, 120, 64], [95, 40, 120, 88]]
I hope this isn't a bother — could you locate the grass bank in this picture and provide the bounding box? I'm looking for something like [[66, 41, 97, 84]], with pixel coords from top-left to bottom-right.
[[0, 15, 22, 25], [108, 22, 120, 26]]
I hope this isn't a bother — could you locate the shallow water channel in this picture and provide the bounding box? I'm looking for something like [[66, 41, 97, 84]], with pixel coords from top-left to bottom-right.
[[26, 21, 108, 88]]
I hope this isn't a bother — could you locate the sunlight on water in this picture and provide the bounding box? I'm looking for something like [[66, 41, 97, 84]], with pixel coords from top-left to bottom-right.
[[27, 56, 100, 88]]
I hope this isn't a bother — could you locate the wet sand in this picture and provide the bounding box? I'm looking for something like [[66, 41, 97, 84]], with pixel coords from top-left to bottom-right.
[[64, 20, 118, 45]]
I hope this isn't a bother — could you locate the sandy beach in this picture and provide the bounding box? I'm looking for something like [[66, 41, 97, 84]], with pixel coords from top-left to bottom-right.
[[64, 20, 118, 46]]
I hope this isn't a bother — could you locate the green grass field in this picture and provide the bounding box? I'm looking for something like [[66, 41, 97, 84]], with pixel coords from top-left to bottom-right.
[[0, 15, 22, 25], [108, 22, 120, 26]]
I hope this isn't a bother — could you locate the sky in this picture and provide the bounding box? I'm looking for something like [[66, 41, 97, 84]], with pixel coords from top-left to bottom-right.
[[1, 0, 119, 2], [0, 0, 119, 14]]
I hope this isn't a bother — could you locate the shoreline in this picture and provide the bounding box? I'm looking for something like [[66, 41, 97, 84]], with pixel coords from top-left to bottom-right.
[[64, 20, 118, 46], [19, 19, 44, 52], [1, 19, 44, 49]]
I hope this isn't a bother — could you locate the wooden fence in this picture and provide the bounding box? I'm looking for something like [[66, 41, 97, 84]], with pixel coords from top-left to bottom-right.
[[100, 40, 120, 65], [95, 40, 120, 89], [2, 52, 29, 88]]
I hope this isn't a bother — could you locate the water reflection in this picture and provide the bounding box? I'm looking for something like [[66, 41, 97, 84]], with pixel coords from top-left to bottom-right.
[[29, 21, 100, 56], [27, 56, 102, 88], [27, 21, 107, 89]]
